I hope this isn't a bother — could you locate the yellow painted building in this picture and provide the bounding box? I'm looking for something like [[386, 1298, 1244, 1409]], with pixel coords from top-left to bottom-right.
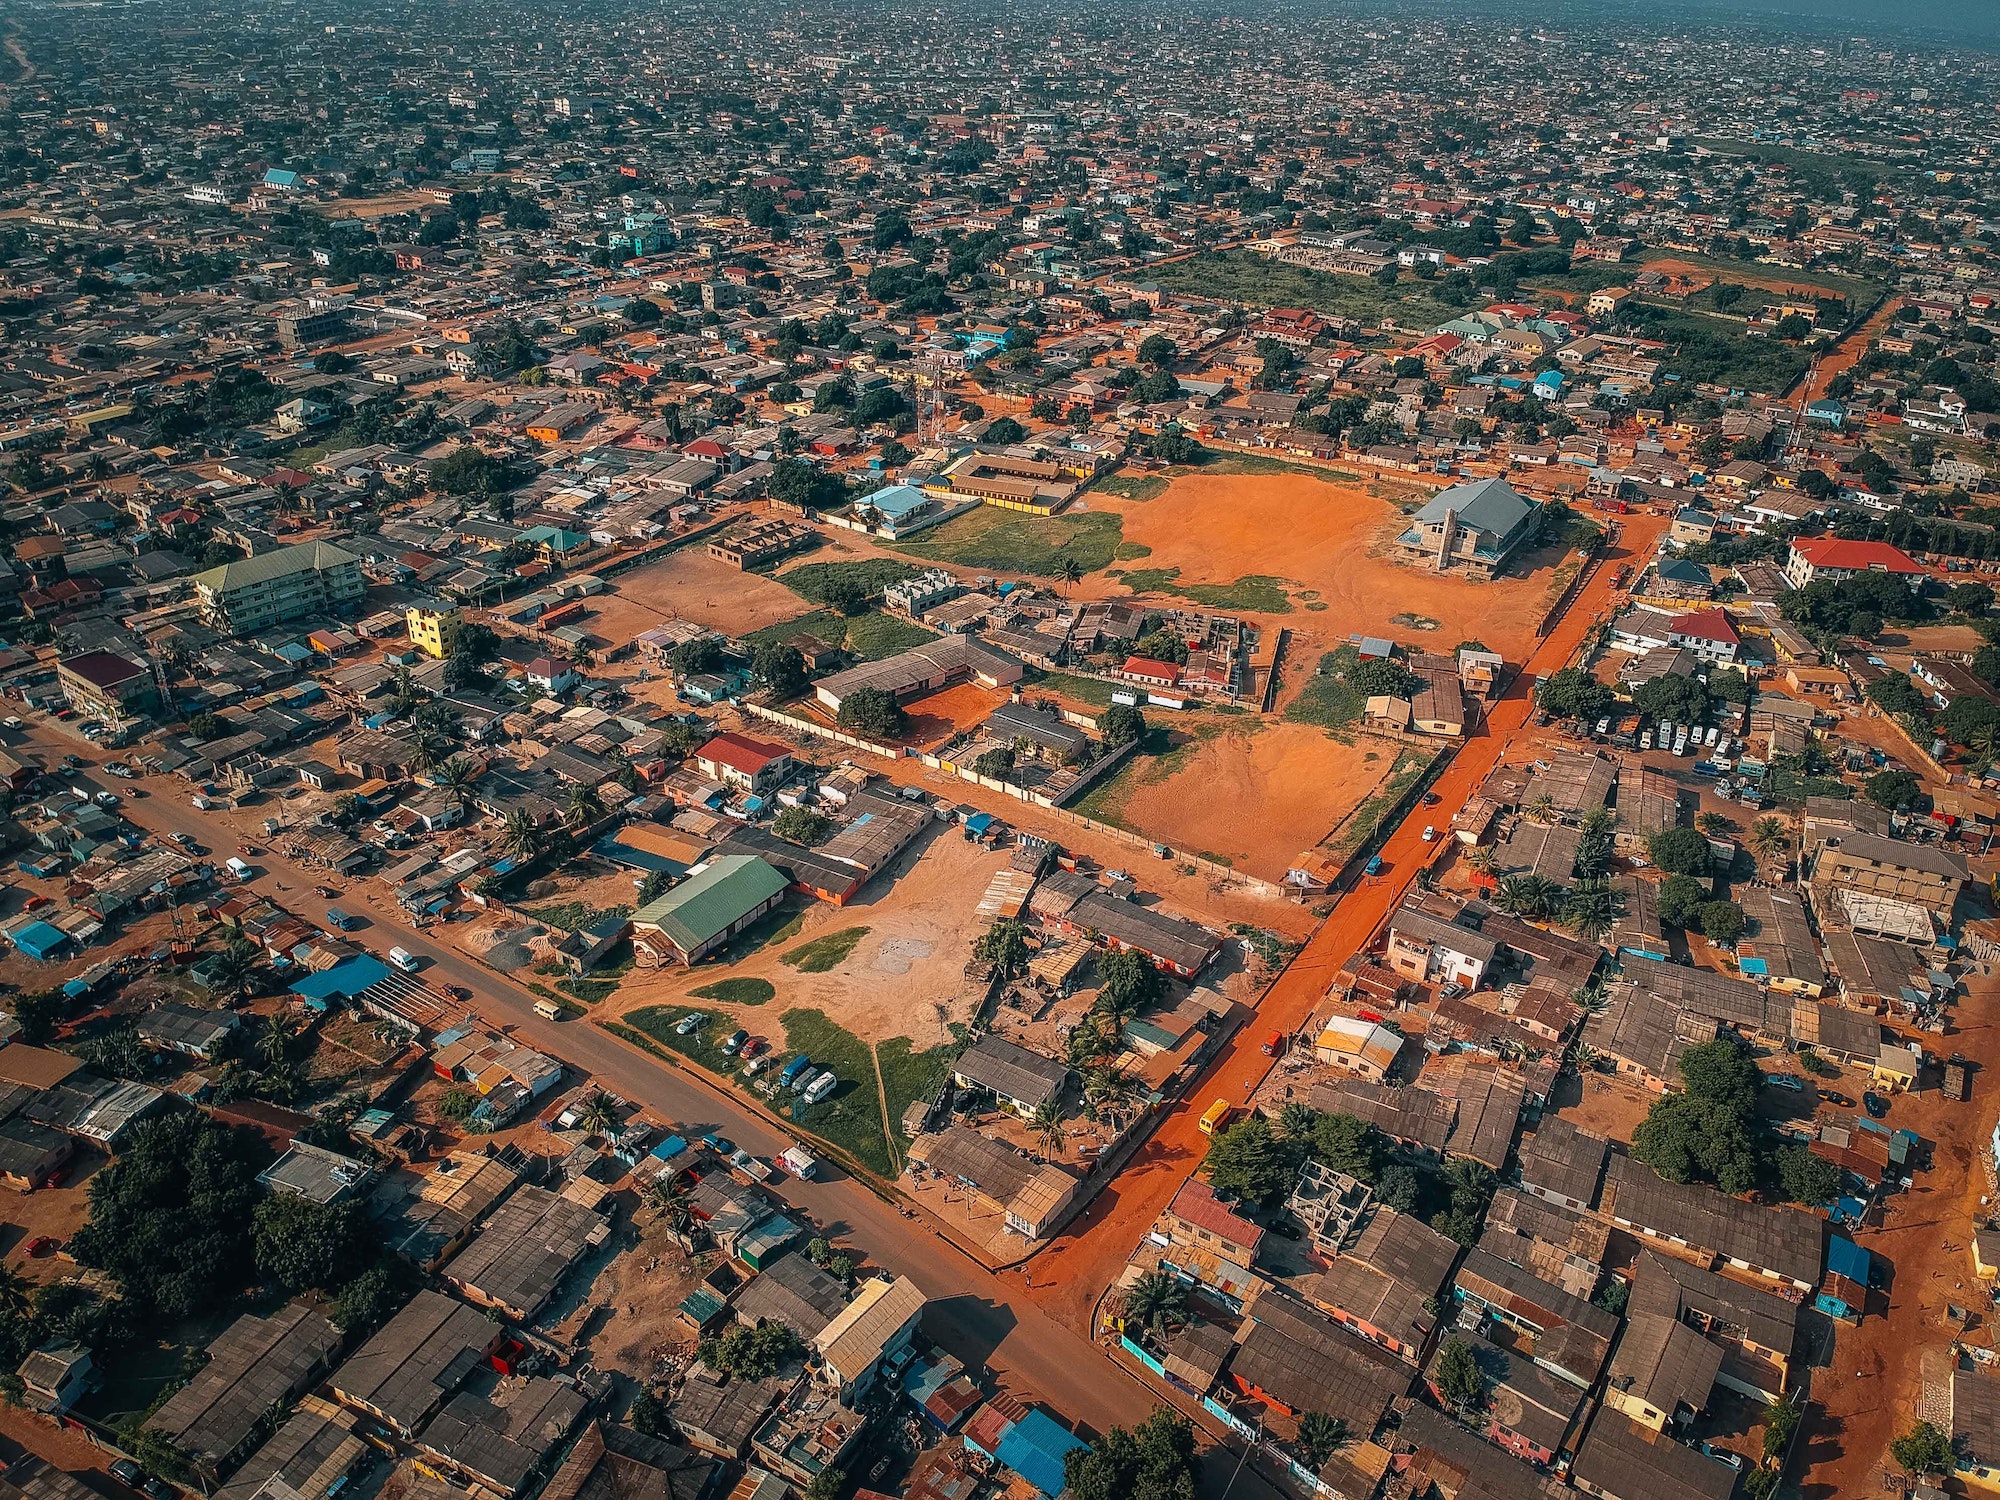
[[407, 605, 463, 659]]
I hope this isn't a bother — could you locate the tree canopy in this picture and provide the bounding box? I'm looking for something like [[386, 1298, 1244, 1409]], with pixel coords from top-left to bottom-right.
[[1064, 1409, 1200, 1500]]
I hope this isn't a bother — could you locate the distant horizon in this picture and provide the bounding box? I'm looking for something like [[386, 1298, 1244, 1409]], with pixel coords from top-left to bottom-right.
[[1299, 0, 2000, 47]]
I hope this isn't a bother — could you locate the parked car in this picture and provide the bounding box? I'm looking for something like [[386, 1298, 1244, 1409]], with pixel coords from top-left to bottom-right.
[[742, 1037, 769, 1058], [1818, 1089, 1856, 1108], [1421, 825, 1437, 842], [675, 1013, 702, 1036], [1768, 1074, 1806, 1092], [720, 1028, 749, 1056], [1863, 1091, 1891, 1118], [110, 1462, 144, 1489], [24, 1235, 59, 1258]]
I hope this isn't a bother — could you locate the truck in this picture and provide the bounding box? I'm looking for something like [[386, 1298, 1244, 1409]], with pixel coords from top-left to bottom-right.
[[324, 907, 357, 931], [1945, 1053, 1972, 1101], [387, 947, 421, 973], [1262, 1031, 1286, 1058], [778, 1055, 814, 1090], [781, 1145, 818, 1180], [224, 856, 253, 883]]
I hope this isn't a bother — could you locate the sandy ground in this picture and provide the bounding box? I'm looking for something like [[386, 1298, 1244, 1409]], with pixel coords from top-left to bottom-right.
[[1088, 471, 1561, 658], [613, 827, 1005, 1045], [1641, 255, 1864, 304], [600, 545, 812, 637], [900, 682, 1013, 748], [1095, 721, 1402, 881]]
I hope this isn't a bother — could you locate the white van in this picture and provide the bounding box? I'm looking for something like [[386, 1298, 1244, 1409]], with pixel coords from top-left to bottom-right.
[[533, 998, 563, 1021], [388, 947, 422, 973]]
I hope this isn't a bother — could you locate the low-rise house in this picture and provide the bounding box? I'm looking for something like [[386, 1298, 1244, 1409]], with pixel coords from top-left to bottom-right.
[[1312, 1016, 1406, 1082], [146, 1304, 344, 1480], [1386, 905, 1496, 991], [1312, 1076, 1454, 1153], [732, 1251, 852, 1343], [813, 1275, 925, 1405], [631, 856, 790, 967], [1160, 1178, 1263, 1270], [415, 1377, 591, 1497], [1599, 1155, 1824, 1292], [950, 1035, 1069, 1117], [1226, 1288, 1405, 1434], [16, 1345, 94, 1416], [1569, 1412, 1740, 1500], [694, 734, 794, 795], [539, 1422, 725, 1500], [1305, 1205, 1460, 1364], [214, 1396, 371, 1500], [1395, 477, 1542, 579], [329, 1290, 502, 1438], [443, 1182, 612, 1321], [905, 1125, 1079, 1241]]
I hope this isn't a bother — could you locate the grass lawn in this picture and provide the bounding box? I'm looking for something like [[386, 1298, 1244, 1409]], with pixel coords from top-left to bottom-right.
[[1115, 564, 1293, 613], [559, 976, 620, 1005], [702, 902, 808, 965], [890, 504, 1145, 576], [780, 926, 870, 974], [843, 611, 937, 660], [690, 976, 776, 1006], [740, 609, 848, 650], [1149, 249, 1462, 329], [771, 1008, 894, 1173], [778, 559, 919, 607], [1026, 670, 1117, 707], [1324, 748, 1433, 856], [1284, 646, 1369, 734], [1092, 473, 1168, 502]]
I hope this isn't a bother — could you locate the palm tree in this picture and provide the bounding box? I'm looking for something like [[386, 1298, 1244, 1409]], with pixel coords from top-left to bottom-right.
[[1083, 1065, 1140, 1127], [1493, 874, 1559, 919], [1561, 878, 1625, 943], [1579, 805, 1617, 839], [1122, 1270, 1188, 1333], [576, 1092, 619, 1137], [436, 756, 480, 809], [569, 639, 595, 668], [566, 782, 604, 831], [0, 1265, 32, 1324], [504, 808, 541, 861], [1028, 1099, 1067, 1162], [258, 1012, 300, 1067], [1295, 1413, 1351, 1471], [1571, 977, 1610, 1013], [1695, 810, 1732, 837], [1277, 1101, 1318, 1143], [1524, 792, 1557, 825], [210, 940, 260, 998], [1463, 844, 1498, 877], [1751, 816, 1791, 864], [1060, 559, 1083, 595]]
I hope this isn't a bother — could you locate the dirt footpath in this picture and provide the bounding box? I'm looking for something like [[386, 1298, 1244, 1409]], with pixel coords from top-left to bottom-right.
[[1098, 720, 1402, 882], [1086, 471, 1557, 657]]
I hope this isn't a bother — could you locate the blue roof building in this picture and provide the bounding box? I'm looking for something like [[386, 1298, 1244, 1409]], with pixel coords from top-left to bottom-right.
[[11, 922, 70, 962], [290, 954, 391, 1001], [263, 168, 301, 189], [994, 1410, 1086, 1497]]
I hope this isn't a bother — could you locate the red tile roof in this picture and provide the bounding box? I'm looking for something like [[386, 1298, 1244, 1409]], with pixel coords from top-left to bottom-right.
[[1791, 538, 1923, 574], [1667, 608, 1740, 645], [1168, 1178, 1263, 1250], [696, 732, 788, 776]]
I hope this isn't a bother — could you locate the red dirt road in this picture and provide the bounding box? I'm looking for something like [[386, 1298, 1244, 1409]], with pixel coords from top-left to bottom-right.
[[1803, 294, 1903, 404], [1013, 512, 1668, 1323]]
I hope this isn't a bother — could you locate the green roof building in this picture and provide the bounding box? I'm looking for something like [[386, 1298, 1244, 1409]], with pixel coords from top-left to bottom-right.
[[193, 541, 365, 633], [631, 854, 788, 966]]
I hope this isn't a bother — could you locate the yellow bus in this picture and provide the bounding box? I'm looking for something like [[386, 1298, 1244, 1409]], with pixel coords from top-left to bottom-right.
[[1199, 1098, 1238, 1136]]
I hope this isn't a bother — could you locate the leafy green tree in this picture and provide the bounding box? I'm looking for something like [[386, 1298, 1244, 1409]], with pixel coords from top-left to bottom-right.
[[974, 746, 1017, 780], [773, 806, 835, 846], [752, 642, 809, 698], [1952, 582, 1995, 616], [1294, 1413, 1350, 1470], [1310, 1112, 1382, 1184], [1431, 1337, 1486, 1412], [1890, 1421, 1956, 1477], [1096, 946, 1166, 1019], [1632, 1094, 1759, 1194], [1064, 1409, 1199, 1500], [974, 919, 1030, 977], [837, 687, 905, 737], [1537, 667, 1614, 723], [1633, 673, 1710, 725], [1100, 703, 1146, 746], [1868, 674, 1932, 718], [187, 711, 223, 741], [627, 1386, 667, 1436], [1680, 1037, 1764, 1113], [984, 416, 1027, 445], [1202, 1117, 1296, 1206], [1137, 334, 1178, 368], [253, 1192, 368, 1293], [699, 1321, 803, 1379], [1656, 873, 1708, 928], [1648, 827, 1713, 876], [10, 990, 64, 1048], [71, 1110, 266, 1316], [1699, 900, 1747, 946], [1866, 770, 1923, 810]]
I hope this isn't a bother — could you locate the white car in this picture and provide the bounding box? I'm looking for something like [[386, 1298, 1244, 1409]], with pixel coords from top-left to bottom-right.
[[1421, 825, 1437, 842], [675, 1013, 702, 1036]]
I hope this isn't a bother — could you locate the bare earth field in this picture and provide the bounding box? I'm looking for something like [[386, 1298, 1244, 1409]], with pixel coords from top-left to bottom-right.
[[597, 545, 811, 637], [899, 681, 1013, 749], [1088, 471, 1558, 658], [612, 828, 1005, 1045], [1088, 720, 1400, 881]]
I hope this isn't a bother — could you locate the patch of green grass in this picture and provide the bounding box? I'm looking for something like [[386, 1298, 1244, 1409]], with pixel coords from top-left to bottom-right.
[[774, 1009, 892, 1174], [876, 1034, 962, 1146], [1177, 575, 1291, 613], [739, 609, 848, 651], [1230, 924, 1303, 970], [1117, 566, 1183, 593], [523, 901, 632, 933], [1093, 473, 1168, 502], [1284, 646, 1368, 734], [704, 902, 808, 964], [1325, 749, 1433, 857], [1149, 249, 1463, 329], [891, 504, 1130, 576], [559, 976, 620, 1006], [622, 1005, 733, 1070], [1026, 670, 1117, 707], [779, 559, 920, 608], [690, 976, 776, 1006], [843, 611, 937, 660], [780, 926, 870, 974]]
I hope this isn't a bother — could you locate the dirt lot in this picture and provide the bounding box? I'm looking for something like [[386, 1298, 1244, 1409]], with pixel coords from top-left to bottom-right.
[[1081, 720, 1403, 882], [1080, 470, 1561, 658], [597, 544, 813, 638], [899, 682, 1014, 750], [611, 826, 1005, 1045]]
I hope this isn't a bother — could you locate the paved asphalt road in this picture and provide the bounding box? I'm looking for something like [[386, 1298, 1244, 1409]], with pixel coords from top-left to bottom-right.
[[21, 725, 1187, 1448]]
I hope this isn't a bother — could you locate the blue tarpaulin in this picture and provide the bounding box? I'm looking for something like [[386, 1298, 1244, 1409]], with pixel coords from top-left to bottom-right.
[[995, 1410, 1085, 1498], [1827, 1235, 1869, 1284], [290, 954, 391, 1000]]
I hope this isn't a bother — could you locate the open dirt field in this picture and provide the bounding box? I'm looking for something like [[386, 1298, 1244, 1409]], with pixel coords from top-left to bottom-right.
[[612, 827, 1005, 1044], [899, 681, 1013, 748], [599, 545, 811, 637], [1084, 721, 1400, 881], [1085, 471, 1560, 658], [1640, 255, 1866, 303]]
